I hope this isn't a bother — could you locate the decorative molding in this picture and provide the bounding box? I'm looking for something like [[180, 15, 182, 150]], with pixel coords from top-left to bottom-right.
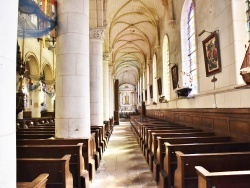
[[89, 28, 106, 40]]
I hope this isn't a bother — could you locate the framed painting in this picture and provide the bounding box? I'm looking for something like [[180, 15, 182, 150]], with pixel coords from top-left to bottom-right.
[[171, 64, 178, 89], [202, 32, 221, 77]]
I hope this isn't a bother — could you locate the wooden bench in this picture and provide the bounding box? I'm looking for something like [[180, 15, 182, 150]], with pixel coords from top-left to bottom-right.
[[141, 125, 190, 150], [174, 151, 250, 188], [16, 130, 55, 134], [156, 136, 232, 187], [146, 131, 214, 168], [17, 173, 49, 188], [91, 125, 107, 153], [16, 138, 95, 181], [16, 133, 54, 139], [159, 141, 250, 187], [17, 154, 73, 188], [91, 127, 103, 160], [90, 132, 100, 170], [145, 129, 203, 168], [195, 166, 250, 188], [17, 143, 89, 188]]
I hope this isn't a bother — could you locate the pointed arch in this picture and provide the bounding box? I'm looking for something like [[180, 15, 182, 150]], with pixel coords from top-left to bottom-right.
[[181, 0, 198, 94], [162, 35, 170, 100]]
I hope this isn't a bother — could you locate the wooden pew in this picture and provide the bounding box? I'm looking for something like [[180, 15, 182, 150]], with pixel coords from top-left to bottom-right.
[[141, 125, 189, 150], [174, 151, 250, 188], [146, 131, 214, 168], [16, 130, 55, 134], [16, 138, 95, 182], [145, 129, 203, 168], [159, 141, 250, 187], [90, 132, 100, 170], [91, 125, 107, 153], [91, 127, 103, 160], [156, 136, 232, 187], [17, 143, 89, 188], [16, 133, 54, 139], [17, 173, 49, 188], [195, 166, 250, 188], [17, 154, 73, 188]]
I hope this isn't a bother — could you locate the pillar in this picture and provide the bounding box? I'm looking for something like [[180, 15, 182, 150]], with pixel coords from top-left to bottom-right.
[[56, 0, 90, 138], [114, 79, 119, 125], [90, 28, 105, 126], [0, 1, 18, 186], [103, 53, 110, 121], [109, 66, 114, 119]]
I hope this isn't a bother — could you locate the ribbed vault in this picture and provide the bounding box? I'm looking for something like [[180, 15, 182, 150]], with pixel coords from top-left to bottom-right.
[[105, 0, 165, 86]]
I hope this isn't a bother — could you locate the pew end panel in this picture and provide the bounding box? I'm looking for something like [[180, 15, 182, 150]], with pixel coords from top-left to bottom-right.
[[195, 166, 250, 188], [17, 173, 49, 188], [17, 154, 73, 188]]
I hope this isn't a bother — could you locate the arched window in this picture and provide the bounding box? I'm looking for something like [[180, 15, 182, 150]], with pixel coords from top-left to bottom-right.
[[152, 54, 158, 103], [246, 0, 250, 40], [162, 35, 170, 100], [181, 0, 198, 94]]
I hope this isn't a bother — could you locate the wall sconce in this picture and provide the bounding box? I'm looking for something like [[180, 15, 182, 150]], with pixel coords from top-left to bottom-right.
[[198, 30, 219, 37]]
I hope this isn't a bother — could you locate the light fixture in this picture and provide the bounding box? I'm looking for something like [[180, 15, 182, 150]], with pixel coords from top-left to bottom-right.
[[198, 30, 219, 37]]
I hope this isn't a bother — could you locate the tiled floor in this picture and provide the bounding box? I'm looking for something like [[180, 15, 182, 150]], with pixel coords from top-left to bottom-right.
[[90, 121, 157, 188]]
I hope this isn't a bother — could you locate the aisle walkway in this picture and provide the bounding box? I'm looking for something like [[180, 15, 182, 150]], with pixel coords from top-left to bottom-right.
[[90, 121, 157, 188]]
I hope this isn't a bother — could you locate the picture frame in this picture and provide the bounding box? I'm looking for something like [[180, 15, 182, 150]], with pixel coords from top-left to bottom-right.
[[157, 78, 162, 95], [202, 32, 221, 77], [171, 64, 178, 89]]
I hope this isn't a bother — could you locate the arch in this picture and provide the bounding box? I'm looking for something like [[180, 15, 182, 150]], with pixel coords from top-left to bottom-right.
[[25, 52, 39, 79], [180, 0, 198, 94], [162, 35, 170, 100], [152, 53, 158, 103], [41, 62, 54, 82]]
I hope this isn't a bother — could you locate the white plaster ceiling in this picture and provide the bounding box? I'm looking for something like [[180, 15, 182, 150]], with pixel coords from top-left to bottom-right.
[[105, 0, 165, 86]]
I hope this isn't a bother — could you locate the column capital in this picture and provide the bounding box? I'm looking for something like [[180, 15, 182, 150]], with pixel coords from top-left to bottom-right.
[[103, 53, 110, 61], [90, 28, 106, 40]]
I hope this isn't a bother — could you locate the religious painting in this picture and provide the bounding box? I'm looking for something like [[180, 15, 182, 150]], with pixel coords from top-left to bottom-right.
[[124, 96, 129, 105], [202, 32, 222, 77], [157, 78, 162, 95], [171, 64, 178, 89]]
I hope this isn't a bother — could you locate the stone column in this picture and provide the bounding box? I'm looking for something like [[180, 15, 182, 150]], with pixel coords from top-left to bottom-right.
[[114, 79, 119, 125], [56, 0, 90, 138], [90, 28, 105, 126], [0, 1, 18, 186], [103, 53, 110, 121], [109, 66, 114, 119]]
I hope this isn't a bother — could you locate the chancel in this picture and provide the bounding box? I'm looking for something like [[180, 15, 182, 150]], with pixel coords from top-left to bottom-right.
[[1, 0, 250, 187]]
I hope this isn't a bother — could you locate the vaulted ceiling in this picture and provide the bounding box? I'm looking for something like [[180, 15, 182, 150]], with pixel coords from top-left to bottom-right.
[[104, 0, 165, 87]]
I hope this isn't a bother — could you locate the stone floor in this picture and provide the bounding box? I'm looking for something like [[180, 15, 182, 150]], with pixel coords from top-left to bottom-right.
[[90, 121, 158, 188]]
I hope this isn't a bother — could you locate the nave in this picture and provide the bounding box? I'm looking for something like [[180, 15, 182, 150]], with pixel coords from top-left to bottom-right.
[[90, 121, 157, 188]]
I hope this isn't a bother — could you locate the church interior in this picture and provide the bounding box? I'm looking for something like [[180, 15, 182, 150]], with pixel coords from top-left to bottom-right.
[[1, 0, 250, 187]]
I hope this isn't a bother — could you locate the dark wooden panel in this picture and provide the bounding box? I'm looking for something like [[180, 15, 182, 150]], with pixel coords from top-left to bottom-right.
[[214, 118, 228, 131], [192, 116, 201, 127], [229, 120, 250, 136], [201, 117, 213, 128]]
